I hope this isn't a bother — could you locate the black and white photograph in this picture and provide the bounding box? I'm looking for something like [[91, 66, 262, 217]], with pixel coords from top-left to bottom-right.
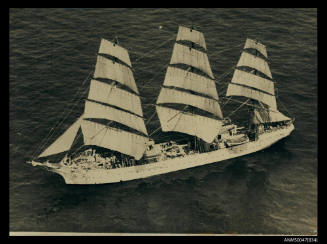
[[9, 8, 317, 236]]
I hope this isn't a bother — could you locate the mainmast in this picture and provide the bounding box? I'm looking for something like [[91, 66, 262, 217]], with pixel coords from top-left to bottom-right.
[[155, 25, 224, 143], [225, 38, 291, 126], [38, 38, 149, 160]]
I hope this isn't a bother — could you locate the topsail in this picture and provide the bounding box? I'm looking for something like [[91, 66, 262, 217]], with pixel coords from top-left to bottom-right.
[[98, 38, 132, 67], [244, 38, 268, 58], [176, 25, 207, 50], [39, 115, 83, 158]]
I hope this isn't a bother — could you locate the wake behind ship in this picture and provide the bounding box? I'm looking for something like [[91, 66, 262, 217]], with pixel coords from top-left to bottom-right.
[[27, 25, 295, 184]]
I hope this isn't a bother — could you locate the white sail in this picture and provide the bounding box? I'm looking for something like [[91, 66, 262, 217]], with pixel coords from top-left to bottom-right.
[[252, 107, 270, 124], [88, 79, 143, 117], [237, 51, 272, 79], [163, 66, 218, 100], [170, 43, 214, 79], [176, 26, 207, 50], [231, 69, 275, 95], [39, 115, 83, 158], [268, 110, 291, 122], [94, 55, 139, 94], [253, 108, 291, 124], [157, 87, 223, 118], [244, 38, 268, 58], [156, 106, 223, 143], [84, 100, 148, 135], [226, 83, 277, 110], [81, 120, 148, 160], [98, 38, 132, 67]]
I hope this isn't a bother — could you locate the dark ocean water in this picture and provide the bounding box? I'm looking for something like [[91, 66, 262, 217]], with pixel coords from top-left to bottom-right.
[[9, 8, 317, 234]]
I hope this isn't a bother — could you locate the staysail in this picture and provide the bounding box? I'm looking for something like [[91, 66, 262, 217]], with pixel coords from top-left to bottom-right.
[[156, 26, 223, 143], [39, 115, 83, 158], [252, 104, 291, 124], [226, 38, 291, 123], [38, 38, 148, 160]]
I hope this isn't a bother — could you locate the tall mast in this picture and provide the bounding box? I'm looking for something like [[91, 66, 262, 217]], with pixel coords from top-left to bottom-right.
[[155, 25, 224, 143], [38, 38, 149, 160], [225, 38, 291, 126]]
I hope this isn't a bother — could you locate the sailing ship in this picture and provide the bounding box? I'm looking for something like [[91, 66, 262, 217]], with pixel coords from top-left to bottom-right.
[[27, 25, 295, 184]]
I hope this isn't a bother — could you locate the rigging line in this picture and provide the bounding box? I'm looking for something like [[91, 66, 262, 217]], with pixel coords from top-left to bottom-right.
[[132, 35, 176, 65], [210, 43, 243, 63], [69, 76, 120, 157], [170, 105, 189, 134], [221, 96, 231, 109], [32, 71, 92, 160], [34, 87, 89, 158], [33, 72, 92, 159], [145, 110, 157, 126], [69, 120, 115, 158], [214, 66, 235, 83], [139, 64, 169, 89], [226, 98, 250, 118], [168, 105, 189, 123], [149, 104, 188, 137], [148, 125, 162, 138], [221, 97, 276, 113]]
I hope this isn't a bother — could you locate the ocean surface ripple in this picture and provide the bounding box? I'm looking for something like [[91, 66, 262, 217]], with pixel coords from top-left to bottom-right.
[[10, 8, 317, 234]]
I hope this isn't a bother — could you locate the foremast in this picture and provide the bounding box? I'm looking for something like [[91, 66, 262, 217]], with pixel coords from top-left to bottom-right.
[[155, 25, 224, 144], [38, 38, 149, 161]]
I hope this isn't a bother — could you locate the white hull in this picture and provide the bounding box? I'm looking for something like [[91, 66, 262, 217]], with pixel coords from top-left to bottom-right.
[[44, 124, 294, 184]]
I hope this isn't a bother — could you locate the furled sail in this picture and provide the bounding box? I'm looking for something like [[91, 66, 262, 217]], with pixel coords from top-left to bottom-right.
[[81, 120, 148, 160], [244, 38, 268, 58], [176, 25, 207, 50], [157, 87, 222, 118], [98, 38, 132, 67], [163, 66, 218, 100], [39, 115, 83, 158], [94, 55, 139, 94], [156, 106, 223, 143], [170, 43, 214, 79], [237, 51, 272, 79], [84, 100, 147, 135], [88, 79, 143, 117]]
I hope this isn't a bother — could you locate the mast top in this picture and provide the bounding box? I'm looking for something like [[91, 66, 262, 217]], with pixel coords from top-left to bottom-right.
[[113, 36, 119, 46]]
